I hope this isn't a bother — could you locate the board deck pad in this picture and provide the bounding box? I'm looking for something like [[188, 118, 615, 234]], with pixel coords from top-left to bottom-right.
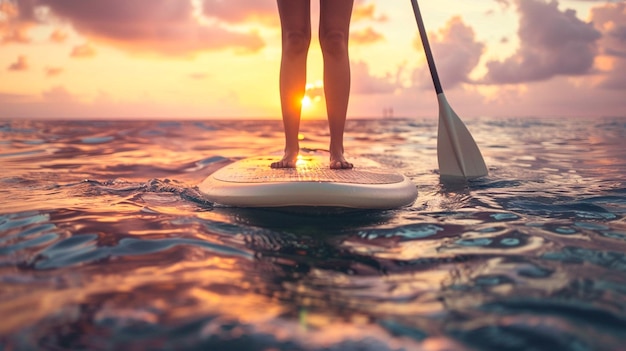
[[199, 151, 418, 209], [212, 155, 404, 184]]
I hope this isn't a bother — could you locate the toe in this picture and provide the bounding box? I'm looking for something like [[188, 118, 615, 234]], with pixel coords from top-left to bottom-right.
[[271, 160, 296, 168], [330, 160, 353, 169]]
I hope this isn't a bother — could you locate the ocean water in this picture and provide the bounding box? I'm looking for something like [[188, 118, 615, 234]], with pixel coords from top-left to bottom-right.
[[1, 117, 625, 351]]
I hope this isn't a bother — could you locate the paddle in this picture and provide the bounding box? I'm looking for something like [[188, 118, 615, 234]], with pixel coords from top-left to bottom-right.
[[410, 0, 488, 180]]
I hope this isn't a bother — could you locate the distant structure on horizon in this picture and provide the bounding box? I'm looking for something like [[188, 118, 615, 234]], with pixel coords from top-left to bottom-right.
[[382, 107, 394, 118]]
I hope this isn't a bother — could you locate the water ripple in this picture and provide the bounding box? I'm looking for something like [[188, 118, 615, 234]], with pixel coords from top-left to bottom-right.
[[1, 118, 626, 350]]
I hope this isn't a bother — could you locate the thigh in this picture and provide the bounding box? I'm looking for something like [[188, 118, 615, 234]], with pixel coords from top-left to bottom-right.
[[319, 0, 354, 37], [277, 0, 312, 36]]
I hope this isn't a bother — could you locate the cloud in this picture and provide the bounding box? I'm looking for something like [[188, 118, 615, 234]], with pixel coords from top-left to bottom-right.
[[0, 0, 18, 19], [483, 0, 601, 84], [1, 26, 30, 43], [199, 0, 387, 27], [350, 27, 384, 45], [31, 0, 265, 56], [305, 81, 324, 102], [189, 72, 208, 80], [1, 1, 31, 43], [591, 2, 626, 58], [413, 16, 484, 89], [202, 0, 277, 25], [15, 0, 39, 22], [493, 0, 512, 10], [45, 66, 63, 77], [8, 55, 28, 71], [42, 85, 74, 102], [49, 28, 67, 43], [589, 2, 626, 89], [351, 61, 399, 94], [352, 1, 387, 23], [70, 43, 96, 58], [0, 92, 29, 104]]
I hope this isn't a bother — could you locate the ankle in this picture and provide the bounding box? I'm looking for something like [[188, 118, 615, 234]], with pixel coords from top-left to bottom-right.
[[329, 143, 344, 155]]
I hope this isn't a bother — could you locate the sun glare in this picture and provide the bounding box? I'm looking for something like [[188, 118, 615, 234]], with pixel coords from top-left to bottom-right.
[[300, 80, 323, 112], [296, 154, 307, 167], [301, 95, 312, 109]]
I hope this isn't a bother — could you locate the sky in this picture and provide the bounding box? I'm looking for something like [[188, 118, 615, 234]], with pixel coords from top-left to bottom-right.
[[0, 0, 625, 119]]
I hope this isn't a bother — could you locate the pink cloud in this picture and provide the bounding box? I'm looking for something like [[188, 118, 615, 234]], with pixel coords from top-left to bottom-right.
[[200, 0, 388, 27], [15, 0, 38, 22], [202, 0, 277, 25], [70, 43, 96, 58], [413, 16, 484, 89], [0, 92, 29, 104], [8, 55, 28, 71], [483, 0, 601, 84], [589, 2, 626, 89], [0, 1, 32, 43], [351, 61, 400, 95], [45, 66, 63, 77], [31, 0, 265, 55], [1, 27, 30, 43], [43, 85, 74, 102], [49, 29, 67, 43]]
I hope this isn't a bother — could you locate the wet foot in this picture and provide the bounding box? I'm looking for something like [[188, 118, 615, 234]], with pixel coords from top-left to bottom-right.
[[271, 152, 298, 168]]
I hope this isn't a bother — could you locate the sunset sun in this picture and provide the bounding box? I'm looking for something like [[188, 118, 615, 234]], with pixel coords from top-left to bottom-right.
[[301, 95, 312, 109]]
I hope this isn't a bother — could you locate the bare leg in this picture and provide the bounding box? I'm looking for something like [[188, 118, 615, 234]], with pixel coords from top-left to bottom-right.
[[272, 0, 311, 168], [320, 0, 354, 169]]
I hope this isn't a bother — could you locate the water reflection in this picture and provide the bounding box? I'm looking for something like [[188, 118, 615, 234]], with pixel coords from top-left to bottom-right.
[[1, 118, 626, 350]]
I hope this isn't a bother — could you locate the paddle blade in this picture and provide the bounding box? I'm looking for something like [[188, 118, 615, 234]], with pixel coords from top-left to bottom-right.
[[436, 93, 488, 180]]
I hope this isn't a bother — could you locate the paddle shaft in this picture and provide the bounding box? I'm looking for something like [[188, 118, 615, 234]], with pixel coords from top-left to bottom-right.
[[410, 0, 443, 95], [409, 0, 488, 179]]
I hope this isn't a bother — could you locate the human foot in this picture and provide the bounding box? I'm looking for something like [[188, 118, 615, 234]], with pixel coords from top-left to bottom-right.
[[271, 151, 299, 168], [330, 154, 353, 169]]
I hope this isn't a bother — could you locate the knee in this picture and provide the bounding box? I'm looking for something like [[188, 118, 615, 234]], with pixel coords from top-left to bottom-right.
[[282, 31, 311, 57], [319, 30, 349, 58]]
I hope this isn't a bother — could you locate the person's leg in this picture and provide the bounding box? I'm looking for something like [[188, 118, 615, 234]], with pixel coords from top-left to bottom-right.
[[319, 0, 354, 169], [272, 0, 311, 168]]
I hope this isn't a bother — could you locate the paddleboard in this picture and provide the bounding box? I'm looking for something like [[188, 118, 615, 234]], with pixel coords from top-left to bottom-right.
[[199, 150, 417, 209]]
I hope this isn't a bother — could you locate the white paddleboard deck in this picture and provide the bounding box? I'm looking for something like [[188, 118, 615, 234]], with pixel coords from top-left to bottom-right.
[[199, 151, 417, 209]]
